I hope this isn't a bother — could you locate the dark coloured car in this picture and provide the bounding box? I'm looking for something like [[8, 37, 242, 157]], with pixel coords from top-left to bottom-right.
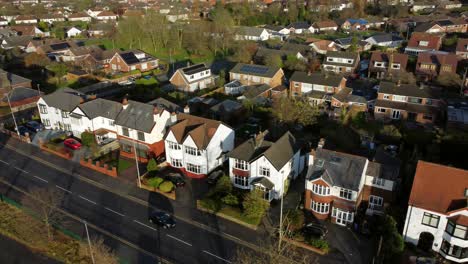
[[164, 173, 185, 188], [207, 170, 223, 185], [16, 126, 31, 136], [25, 121, 43, 132], [149, 211, 176, 229], [302, 222, 328, 238]]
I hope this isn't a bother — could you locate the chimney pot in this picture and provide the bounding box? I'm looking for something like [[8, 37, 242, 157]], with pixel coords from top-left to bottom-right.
[[318, 138, 326, 149]]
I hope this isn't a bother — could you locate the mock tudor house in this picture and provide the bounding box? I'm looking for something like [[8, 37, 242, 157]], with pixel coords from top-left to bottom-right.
[[415, 52, 458, 80], [108, 50, 158, 73], [304, 140, 398, 225], [164, 114, 235, 178], [368, 51, 409, 79], [405, 33, 442, 56], [403, 161, 467, 263], [374, 81, 442, 124], [228, 131, 305, 201], [169, 63, 215, 92], [289, 71, 347, 105], [229, 63, 284, 87], [322, 51, 360, 74]]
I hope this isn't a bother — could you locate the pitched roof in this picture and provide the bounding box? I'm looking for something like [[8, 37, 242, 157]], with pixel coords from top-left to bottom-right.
[[370, 51, 408, 65], [230, 63, 281, 78], [114, 100, 156, 133], [251, 177, 274, 189], [367, 33, 403, 44], [309, 148, 368, 191], [10, 25, 39, 36], [375, 99, 439, 115], [168, 113, 223, 149], [210, 99, 243, 113], [255, 47, 300, 59], [379, 81, 440, 99], [243, 84, 271, 99], [407, 32, 442, 50], [147, 97, 183, 113], [0, 69, 31, 87], [68, 12, 91, 18], [228, 131, 299, 171], [237, 26, 266, 37], [456, 38, 468, 53], [409, 161, 468, 214], [3, 87, 41, 103], [313, 20, 338, 29], [417, 52, 458, 67], [97, 11, 116, 17], [290, 71, 344, 87], [41, 88, 85, 112], [287, 21, 310, 29], [77, 98, 122, 120], [326, 51, 359, 60]]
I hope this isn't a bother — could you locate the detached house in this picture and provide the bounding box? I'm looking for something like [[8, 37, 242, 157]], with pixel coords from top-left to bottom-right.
[[67, 12, 92, 22], [229, 63, 284, 87], [169, 63, 215, 92], [374, 81, 442, 124], [341, 19, 369, 31], [286, 22, 312, 34], [164, 114, 235, 178], [415, 52, 458, 79], [305, 141, 399, 225], [15, 15, 37, 24], [289, 71, 346, 105], [403, 161, 468, 263], [405, 33, 442, 56], [235, 26, 270, 41], [368, 51, 409, 79], [322, 51, 360, 74], [109, 50, 158, 73], [365, 34, 404, 48], [228, 131, 305, 201], [96, 11, 118, 21], [310, 21, 338, 33]]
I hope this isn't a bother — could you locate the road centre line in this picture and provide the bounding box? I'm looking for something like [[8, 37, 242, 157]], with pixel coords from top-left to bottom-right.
[[202, 250, 232, 263], [55, 185, 72, 193], [79, 195, 97, 205], [105, 207, 125, 217], [133, 220, 157, 231], [166, 234, 192, 247], [33, 175, 48, 183], [14, 166, 29, 174], [0, 159, 9, 165]]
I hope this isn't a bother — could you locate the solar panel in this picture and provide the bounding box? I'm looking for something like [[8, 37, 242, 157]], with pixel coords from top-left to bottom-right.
[[239, 65, 269, 75], [120, 52, 140, 65], [50, 43, 71, 51]]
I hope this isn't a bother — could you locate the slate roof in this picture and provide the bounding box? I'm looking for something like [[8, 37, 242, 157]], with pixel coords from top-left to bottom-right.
[[309, 148, 368, 191], [114, 100, 156, 133], [287, 22, 310, 29], [77, 98, 122, 120], [147, 97, 183, 113], [2, 87, 41, 103], [367, 33, 403, 44], [237, 26, 266, 37], [289, 71, 344, 87], [251, 177, 274, 189], [168, 113, 223, 149], [243, 84, 271, 99], [41, 88, 86, 112], [229, 131, 300, 171], [210, 99, 243, 113], [181, 63, 209, 75], [0, 69, 31, 87], [230, 63, 280, 78], [379, 81, 440, 99]]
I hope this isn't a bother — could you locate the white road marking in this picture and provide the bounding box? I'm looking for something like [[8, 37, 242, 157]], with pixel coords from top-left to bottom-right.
[[0, 159, 9, 165], [33, 175, 48, 183], [202, 250, 232, 263], [14, 166, 29, 174], [166, 234, 192, 246], [55, 185, 72, 194], [78, 195, 96, 205], [105, 207, 125, 217], [133, 220, 157, 231]]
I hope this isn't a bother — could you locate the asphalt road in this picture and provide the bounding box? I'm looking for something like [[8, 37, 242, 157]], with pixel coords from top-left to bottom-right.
[[0, 143, 244, 264]]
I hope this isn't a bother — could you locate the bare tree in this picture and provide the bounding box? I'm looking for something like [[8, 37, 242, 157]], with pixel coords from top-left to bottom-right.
[[21, 187, 64, 241], [79, 237, 119, 264]]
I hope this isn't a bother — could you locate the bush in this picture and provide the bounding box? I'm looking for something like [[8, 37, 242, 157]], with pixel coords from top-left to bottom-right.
[[221, 193, 239, 206], [146, 158, 158, 172], [306, 238, 330, 253], [158, 181, 174, 193], [214, 175, 232, 196], [81, 132, 95, 147], [242, 190, 270, 220], [200, 198, 222, 212], [147, 177, 164, 189]]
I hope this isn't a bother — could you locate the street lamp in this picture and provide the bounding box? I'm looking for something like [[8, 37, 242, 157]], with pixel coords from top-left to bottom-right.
[[83, 220, 95, 264], [6, 88, 19, 136], [278, 178, 284, 252], [133, 135, 142, 188]]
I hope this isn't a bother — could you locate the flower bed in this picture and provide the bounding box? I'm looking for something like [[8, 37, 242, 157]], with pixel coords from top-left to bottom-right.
[[139, 173, 176, 200]]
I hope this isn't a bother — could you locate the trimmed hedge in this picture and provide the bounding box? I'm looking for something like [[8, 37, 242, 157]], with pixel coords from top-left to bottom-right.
[[159, 181, 174, 193], [147, 177, 164, 189]]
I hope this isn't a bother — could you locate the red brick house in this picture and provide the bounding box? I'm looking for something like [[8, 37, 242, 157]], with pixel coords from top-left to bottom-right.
[[405, 33, 442, 56], [108, 50, 158, 73], [368, 51, 408, 79], [415, 53, 458, 80]]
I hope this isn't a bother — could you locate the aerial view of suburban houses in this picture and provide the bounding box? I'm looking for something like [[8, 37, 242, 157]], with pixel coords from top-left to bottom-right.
[[0, 0, 467, 264]]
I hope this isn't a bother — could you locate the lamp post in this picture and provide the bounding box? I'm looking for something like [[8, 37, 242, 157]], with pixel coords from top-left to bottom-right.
[[83, 220, 95, 264], [133, 136, 142, 188], [278, 178, 284, 252], [6, 90, 19, 136]]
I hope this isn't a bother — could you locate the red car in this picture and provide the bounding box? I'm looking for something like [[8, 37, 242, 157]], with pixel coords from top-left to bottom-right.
[[64, 138, 82, 150]]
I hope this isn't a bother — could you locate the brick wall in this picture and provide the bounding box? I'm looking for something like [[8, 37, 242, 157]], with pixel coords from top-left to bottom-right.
[[80, 158, 117, 177]]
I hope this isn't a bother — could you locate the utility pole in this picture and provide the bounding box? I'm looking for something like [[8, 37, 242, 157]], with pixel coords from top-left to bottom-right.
[[133, 137, 142, 188], [6, 89, 19, 136], [83, 220, 95, 264], [278, 180, 284, 252]]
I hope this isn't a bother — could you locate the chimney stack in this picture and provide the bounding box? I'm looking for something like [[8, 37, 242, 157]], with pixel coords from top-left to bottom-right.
[[184, 105, 190, 114], [122, 97, 129, 109], [318, 138, 326, 149]]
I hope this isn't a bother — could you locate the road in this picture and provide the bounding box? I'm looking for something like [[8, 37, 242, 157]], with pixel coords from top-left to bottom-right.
[[0, 138, 247, 264]]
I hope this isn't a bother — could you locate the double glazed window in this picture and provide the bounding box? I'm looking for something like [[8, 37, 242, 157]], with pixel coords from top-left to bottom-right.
[[339, 188, 353, 200], [312, 184, 330, 196], [61, 111, 69, 118], [369, 195, 383, 207], [259, 166, 270, 177], [234, 175, 248, 187], [137, 131, 145, 142], [311, 201, 329, 214], [185, 146, 201, 156], [445, 221, 467, 240], [421, 212, 440, 228], [122, 127, 129, 137], [234, 159, 249, 171], [186, 163, 201, 174], [171, 158, 182, 168], [168, 141, 181, 150], [372, 177, 385, 186], [39, 104, 48, 114]]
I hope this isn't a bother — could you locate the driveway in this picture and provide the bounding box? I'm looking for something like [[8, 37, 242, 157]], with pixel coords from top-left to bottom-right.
[[31, 129, 65, 146]]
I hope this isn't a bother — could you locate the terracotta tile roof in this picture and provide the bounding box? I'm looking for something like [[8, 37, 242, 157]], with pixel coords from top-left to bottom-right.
[[448, 215, 468, 226], [168, 113, 223, 149], [97, 11, 116, 17], [407, 32, 442, 50], [409, 161, 468, 214], [311, 40, 338, 52], [10, 25, 37, 36], [313, 21, 338, 29], [416, 53, 458, 67]]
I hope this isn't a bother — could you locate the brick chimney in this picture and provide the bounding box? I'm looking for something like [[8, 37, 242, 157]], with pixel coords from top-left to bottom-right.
[[184, 105, 190, 114], [122, 97, 129, 109]]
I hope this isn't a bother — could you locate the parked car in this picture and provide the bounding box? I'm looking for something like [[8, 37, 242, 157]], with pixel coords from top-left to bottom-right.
[[149, 211, 176, 229], [143, 75, 152, 80], [16, 126, 31, 136], [207, 170, 223, 185], [302, 222, 328, 238], [164, 173, 185, 188], [25, 121, 43, 132], [64, 138, 82, 150]]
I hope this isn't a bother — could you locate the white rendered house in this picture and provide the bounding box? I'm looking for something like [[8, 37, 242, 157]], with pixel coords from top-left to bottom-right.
[[164, 113, 235, 178]]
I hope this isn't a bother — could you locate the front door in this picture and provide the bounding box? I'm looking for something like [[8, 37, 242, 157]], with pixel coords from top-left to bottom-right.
[[392, 109, 401, 119]]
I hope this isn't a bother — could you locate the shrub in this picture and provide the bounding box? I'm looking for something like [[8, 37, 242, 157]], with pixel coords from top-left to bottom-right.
[[158, 181, 174, 193], [306, 238, 330, 253], [147, 177, 164, 189], [285, 209, 305, 232], [242, 190, 270, 220], [221, 193, 239, 206], [200, 198, 222, 212], [80, 132, 95, 147], [214, 175, 232, 196], [146, 158, 159, 172]]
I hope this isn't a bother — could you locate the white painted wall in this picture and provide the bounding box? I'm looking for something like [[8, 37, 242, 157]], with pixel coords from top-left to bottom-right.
[[37, 97, 73, 131]]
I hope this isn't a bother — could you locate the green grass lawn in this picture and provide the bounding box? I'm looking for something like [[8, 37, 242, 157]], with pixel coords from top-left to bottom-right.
[[117, 158, 133, 172], [218, 205, 262, 226], [135, 77, 158, 86]]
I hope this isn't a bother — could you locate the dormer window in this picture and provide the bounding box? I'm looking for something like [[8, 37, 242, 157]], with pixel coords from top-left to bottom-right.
[[383, 94, 391, 100], [391, 63, 400, 69]]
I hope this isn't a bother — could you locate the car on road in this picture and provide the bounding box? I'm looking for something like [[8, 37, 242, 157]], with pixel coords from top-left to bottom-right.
[[24, 121, 43, 132], [302, 222, 328, 238], [207, 170, 223, 185], [149, 211, 176, 229], [164, 173, 185, 188], [64, 138, 82, 150]]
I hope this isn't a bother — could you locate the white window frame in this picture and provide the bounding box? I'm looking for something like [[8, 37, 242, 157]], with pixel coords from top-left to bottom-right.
[[383, 94, 391, 100], [186, 163, 201, 174], [39, 104, 48, 114], [339, 188, 353, 200], [234, 159, 249, 171], [311, 201, 330, 214], [168, 141, 181, 150], [377, 108, 386, 113], [42, 119, 50, 126], [372, 177, 385, 186], [312, 183, 330, 196], [369, 195, 383, 207], [171, 158, 182, 168], [234, 175, 249, 187], [259, 166, 270, 177], [185, 146, 201, 156]]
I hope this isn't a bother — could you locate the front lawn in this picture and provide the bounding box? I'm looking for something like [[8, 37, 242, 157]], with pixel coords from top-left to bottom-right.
[[117, 158, 133, 172], [135, 77, 158, 86]]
